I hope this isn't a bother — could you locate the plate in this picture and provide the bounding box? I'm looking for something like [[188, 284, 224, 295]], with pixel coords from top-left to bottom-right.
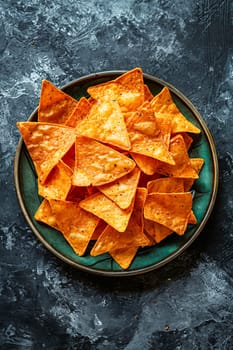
[[14, 71, 219, 276]]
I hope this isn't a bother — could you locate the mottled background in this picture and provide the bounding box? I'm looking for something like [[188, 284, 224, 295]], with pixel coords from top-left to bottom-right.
[[1, 1, 233, 349]]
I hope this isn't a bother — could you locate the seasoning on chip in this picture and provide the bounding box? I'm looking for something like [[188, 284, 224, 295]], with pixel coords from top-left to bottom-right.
[[17, 67, 204, 270]]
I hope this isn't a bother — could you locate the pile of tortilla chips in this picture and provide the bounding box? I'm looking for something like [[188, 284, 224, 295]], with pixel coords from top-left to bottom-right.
[[17, 68, 204, 270]]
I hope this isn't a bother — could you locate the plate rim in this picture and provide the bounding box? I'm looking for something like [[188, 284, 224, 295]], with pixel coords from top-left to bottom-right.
[[14, 70, 219, 277]]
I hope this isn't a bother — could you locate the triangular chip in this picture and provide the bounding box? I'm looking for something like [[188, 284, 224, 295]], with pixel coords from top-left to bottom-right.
[[126, 103, 175, 165], [72, 137, 135, 186], [188, 211, 197, 224], [147, 177, 184, 194], [38, 160, 72, 200], [144, 192, 193, 235], [87, 67, 144, 112], [38, 80, 78, 124], [49, 199, 99, 256], [144, 219, 173, 243], [34, 199, 59, 230], [156, 134, 199, 178], [77, 99, 131, 150], [65, 97, 92, 128], [183, 158, 205, 191], [97, 167, 140, 209], [79, 192, 135, 232], [151, 87, 200, 134], [90, 189, 150, 256], [17, 122, 76, 184], [130, 153, 158, 175], [110, 247, 138, 269], [90, 222, 150, 256]]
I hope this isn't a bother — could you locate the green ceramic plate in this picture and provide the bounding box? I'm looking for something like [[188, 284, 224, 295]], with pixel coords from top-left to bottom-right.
[[14, 71, 219, 276]]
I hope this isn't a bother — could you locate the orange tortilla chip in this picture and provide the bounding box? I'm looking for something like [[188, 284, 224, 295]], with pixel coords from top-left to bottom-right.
[[151, 87, 200, 134], [144, 192, 193, 235], [87, 68, 144, 112], [34, 199, 59, 230], [130, 153, 158, 175], [77, 99, 131, 150], [79, 192, 135, 232], [90, 222, 149, 256], [183, 158, 205, 191], [72, 137, 135, 186], [126, 103, 175, 165], [97, 167, 140, 209], [17, 122, 76, 184], [38, 160, 72, 200], [110, 247, 138, 269], [188, 211, 197, 224], [147, 177, 184, 194], [38, 80, 78, 124], [144, 219, 173, 243], [156, 134, 199, 178], [65, 97, 92, 128], [49, 199, 99, 256]]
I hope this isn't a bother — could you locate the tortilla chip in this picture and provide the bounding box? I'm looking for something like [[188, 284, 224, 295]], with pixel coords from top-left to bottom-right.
[[72, 137, 135, 186], [17, 122, 76, 184], [77, 99, 131, 150], [87, 67, 144, 112], [65, 97, 92, 128], [151, 87, 201, 134], [110, 247, 138, 269], [156, 134, 199, 178], [38, 160, 72, 200], [34, 199, 59, 230], [176, 132, 193, 151], [144, 219, 173, 243], [144, 192, 193, 235], [49, 199, 99, 256], [126, 103, 175, 165], [130, 153, 158, 175], [147, 177, 184, 194], [38, 80, 78, 124], [98, 167, 140, 209], [183, 158, 205, 191], [188, 211, 197, 224], [79, 192, 135, 232]]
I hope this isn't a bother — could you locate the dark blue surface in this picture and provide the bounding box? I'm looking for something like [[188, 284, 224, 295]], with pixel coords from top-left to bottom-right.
[[1, 1, 233, 349]]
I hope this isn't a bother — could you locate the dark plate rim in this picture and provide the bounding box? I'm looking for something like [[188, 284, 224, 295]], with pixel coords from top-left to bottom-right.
[[14, 70, 219, 277]]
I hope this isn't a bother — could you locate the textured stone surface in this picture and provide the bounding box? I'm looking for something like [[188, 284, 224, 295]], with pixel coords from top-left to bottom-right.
[[1, 1, 233, 349]]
